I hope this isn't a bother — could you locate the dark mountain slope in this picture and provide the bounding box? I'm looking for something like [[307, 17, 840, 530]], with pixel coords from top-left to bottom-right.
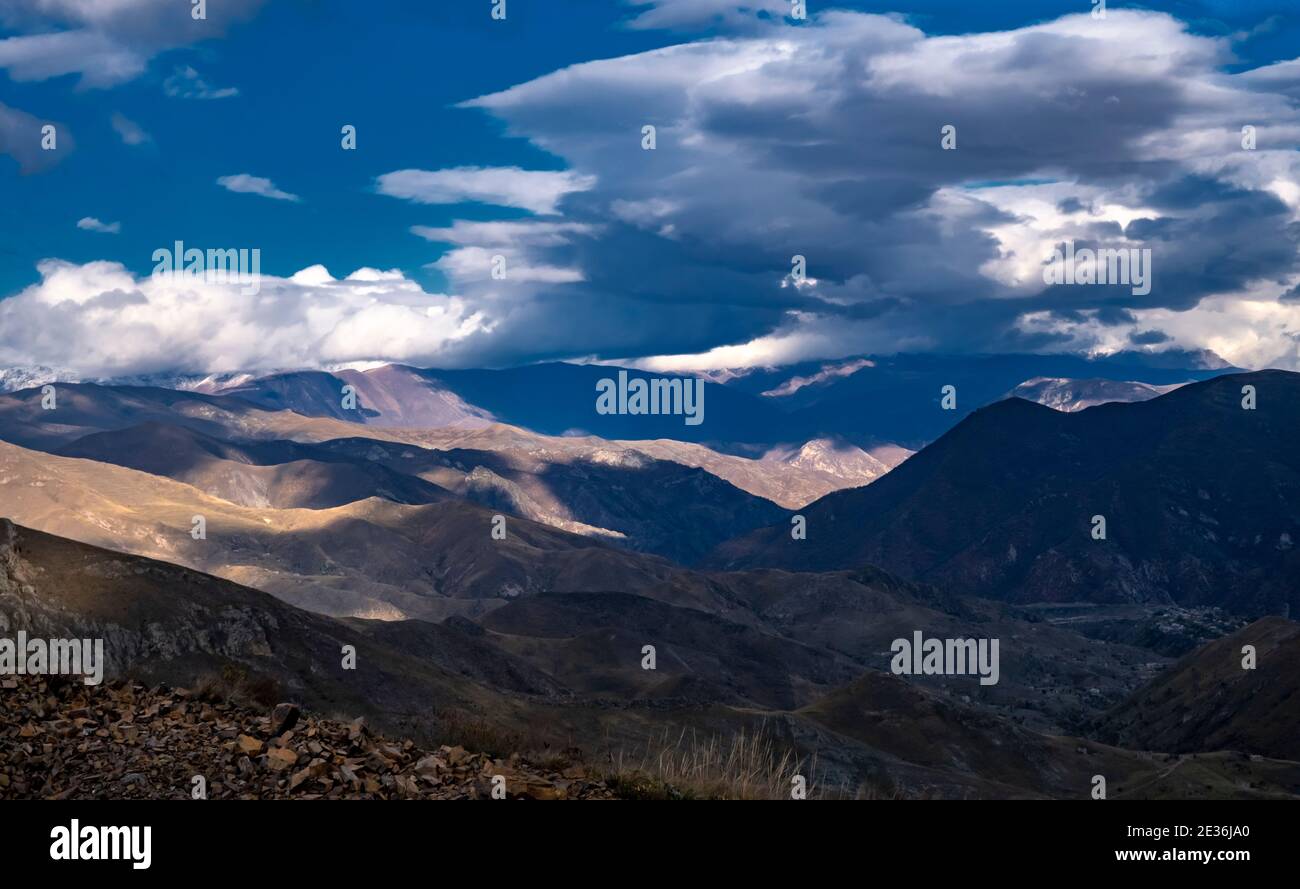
[[1096, 617, 1300, 761], [0, 519, 557, 734], [709, 371, 1300, 616], [731, 350, 1235, 447]]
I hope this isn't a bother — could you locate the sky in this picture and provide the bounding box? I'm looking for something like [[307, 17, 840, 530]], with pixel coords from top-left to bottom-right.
[[1, 0, 1299, 377]]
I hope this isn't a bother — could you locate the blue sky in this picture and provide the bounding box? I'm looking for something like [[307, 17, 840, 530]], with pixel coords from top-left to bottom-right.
[[2, 1, 1299, 376]]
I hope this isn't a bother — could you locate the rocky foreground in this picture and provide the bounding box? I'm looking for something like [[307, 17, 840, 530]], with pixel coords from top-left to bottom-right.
[[0, 676, 616, 800]]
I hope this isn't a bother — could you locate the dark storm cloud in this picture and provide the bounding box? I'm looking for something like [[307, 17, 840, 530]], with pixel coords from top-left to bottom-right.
[[432, 8, 1300, 367]]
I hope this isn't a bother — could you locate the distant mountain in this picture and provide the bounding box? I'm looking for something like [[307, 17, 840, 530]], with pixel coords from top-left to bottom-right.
[[0, 436, 693, 622], [709, 371, 1300, 617], [55, 422, 456, 510], [0, 382, 279, 452], [311, 435, 785, 565], [215, 354, 1237, 451], [0, 384, 807, 560], [222, 362, 791, 447], [1, 350, 1238, 455], [0, 366, 72, 392], [1096, 618, 1300, 761], [0, 366, 259, 394], [218, 364, 495, 428], [760, 437, 910, 486], [1009, 377, 1182, 412]]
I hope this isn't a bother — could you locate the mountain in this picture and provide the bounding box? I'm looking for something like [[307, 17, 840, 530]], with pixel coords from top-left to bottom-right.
[[55, 422, 455, 510], [709, 371, 1300, 617], [310, 435, 785, 565], [7, 518, 1300, 799], [1096, 617, 1300, 761], [0, 436, 703, 621], [1009, 377, 1182, 412], [219, 365, 494, 428], [727, 351, 1236, 448], [221, 362, 791, 446], [0, 366, 71, 393], [0, 518, 558, 734], [759, 437, 910, 487], [0, 383, 813, 561], [2, 351, 1235, 455]]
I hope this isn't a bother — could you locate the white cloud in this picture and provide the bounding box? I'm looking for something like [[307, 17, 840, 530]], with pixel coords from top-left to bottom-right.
[[430, 247, 585, 285], [76, 217, 121, 234], [451, 9, 1300, 370], [376, 166, 595, 215], [411, 220, 596, 247], [623, 0, 791, 31], [0, 29, 145, 87], [0, 0, 264, 89], [1014, 279, 1300, 370], [216, 174, 300, 202], [109, 111, 149, 145], [164, 65, 238, 100], [0, 259, 486, 377]]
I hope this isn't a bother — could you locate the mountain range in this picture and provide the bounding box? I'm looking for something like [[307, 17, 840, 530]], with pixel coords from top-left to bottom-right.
[[710, 371, 1299, 618], [2, 353, 1296, 799]]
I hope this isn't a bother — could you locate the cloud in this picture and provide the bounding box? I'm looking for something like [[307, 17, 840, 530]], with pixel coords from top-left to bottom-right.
[[439, 9, 1300, 369], [0, 0, 264, 89], [216, 174, 300, 202], [109, 111, 150, 145], [0, 102, 74, 173], [430, 247, 585, 285], [623, 0, 792, 31], [76, 217, 121, 234], [9, 7, 1300, 376], [0, 29, 145, 87], [376, 166, 596, 215], [0, 259, 485, 377], [411, 220, 597, 247], [163, 65, 238, 100]]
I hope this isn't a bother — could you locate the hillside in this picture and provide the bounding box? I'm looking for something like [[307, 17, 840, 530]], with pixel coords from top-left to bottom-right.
[[709, 371, 1300, 617], [1096, 617, 1300, 761]]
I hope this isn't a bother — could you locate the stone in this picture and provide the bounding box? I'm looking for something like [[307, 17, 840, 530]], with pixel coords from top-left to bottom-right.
[[270, 703, 300, 737], [266, 747, 299, 771]]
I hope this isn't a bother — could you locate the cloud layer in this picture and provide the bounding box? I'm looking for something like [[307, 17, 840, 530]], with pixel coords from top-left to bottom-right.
[[0, 260, 485, 377], [8, 8, 1300, 375], [428, 9, 1300, 369]]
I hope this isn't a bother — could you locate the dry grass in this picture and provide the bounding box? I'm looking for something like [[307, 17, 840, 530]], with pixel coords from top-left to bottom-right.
[[602, 725, 818, 800], [191, 664, 282, 709]]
